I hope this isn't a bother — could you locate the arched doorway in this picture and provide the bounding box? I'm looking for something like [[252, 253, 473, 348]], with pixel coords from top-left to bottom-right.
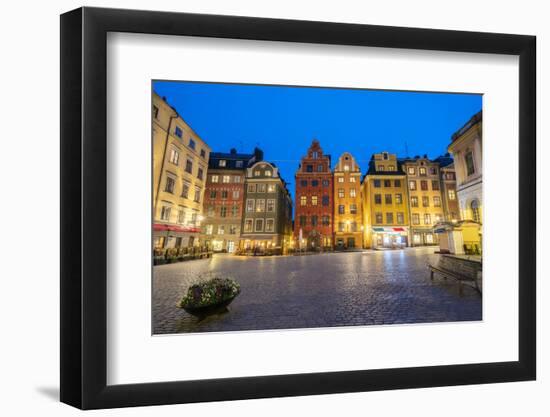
[[470, 199, 480, 223]]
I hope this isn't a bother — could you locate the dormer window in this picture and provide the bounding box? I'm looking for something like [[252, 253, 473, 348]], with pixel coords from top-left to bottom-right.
[[219, 160, 226, 167], [383, 152, 389, 160], [312, 151, 319, 159]]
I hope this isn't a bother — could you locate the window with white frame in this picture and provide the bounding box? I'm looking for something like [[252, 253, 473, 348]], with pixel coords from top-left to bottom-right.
[[246, 199, 255, 212]]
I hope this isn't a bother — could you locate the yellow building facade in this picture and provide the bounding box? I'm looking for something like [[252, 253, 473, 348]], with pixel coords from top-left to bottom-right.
[[152, 93, 211, 249], [333, 152, 363, 249], [402, 157, 445, 246], [362, 152, 410, 249]]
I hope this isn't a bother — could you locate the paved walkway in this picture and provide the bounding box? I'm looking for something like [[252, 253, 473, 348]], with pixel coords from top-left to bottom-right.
[[153, 247, 481, 334]]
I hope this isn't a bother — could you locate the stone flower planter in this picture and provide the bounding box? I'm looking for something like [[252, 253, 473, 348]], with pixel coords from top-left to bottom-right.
[[178, 278, 240, 319]]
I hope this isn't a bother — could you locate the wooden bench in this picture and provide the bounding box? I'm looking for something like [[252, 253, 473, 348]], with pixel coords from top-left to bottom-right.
[[428, 263, 482, 295]]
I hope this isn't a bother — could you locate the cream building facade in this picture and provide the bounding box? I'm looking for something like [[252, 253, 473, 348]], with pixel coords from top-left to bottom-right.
[[402, 157, 445, 246], [447, 111, 482, 225], [333, 152, 363, 249], [152, 93, 211, 249]]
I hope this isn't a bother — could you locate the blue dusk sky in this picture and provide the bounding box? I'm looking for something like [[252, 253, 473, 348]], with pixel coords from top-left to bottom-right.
[[153, 81, 481, 197]]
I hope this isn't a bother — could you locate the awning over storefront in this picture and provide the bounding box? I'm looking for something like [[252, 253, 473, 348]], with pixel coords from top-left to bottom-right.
[[432, 220, 481, 234], [153, 223, 200, 233], [372, 227, 408, 233]]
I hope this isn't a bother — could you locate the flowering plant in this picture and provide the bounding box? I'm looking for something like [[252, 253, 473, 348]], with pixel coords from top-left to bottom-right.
[[179, 277, 240, 309]]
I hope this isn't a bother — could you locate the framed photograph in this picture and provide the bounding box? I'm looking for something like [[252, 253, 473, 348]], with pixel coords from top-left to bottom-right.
[[60, 7, 536, 409]]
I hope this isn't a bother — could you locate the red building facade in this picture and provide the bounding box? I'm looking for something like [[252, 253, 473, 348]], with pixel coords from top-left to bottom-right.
[[294, 140, 333, 250]]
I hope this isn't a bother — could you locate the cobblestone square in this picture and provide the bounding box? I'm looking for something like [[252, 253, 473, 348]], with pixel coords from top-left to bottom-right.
[[153, 247, 481, 334]]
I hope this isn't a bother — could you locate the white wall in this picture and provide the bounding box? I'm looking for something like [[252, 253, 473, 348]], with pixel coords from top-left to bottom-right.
[[0, 0, 546, 416]]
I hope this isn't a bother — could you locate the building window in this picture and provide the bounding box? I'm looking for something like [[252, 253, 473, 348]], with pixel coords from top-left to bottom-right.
[[174, 126, 183, 138], [338, 222, 345, 232], [211, 175, 219, 183], [321, 215, 330, 226], [424, 213, 432, 225], [255, 219, 264, 232], [311, 180, 319, 187], [378, 164, 385, 171], [244, 219, 253, 232], [384, 179, 391, 187], [200, 149, 206, 158], [411, 196, 418, 207], [422, 196, 430, 207], [351, 222, 358, 232], [420, 180, 428, 191], [169, 149, 179, 165], [395, 193, 402, 204], [218, 225, 225, 235], [306, 165, 313, 172], [350, 204, 357, 214], [247, 184, 256, 193], [185, 159, 193, 174], [338, 205, 345, 214], [434, 213, 443, 223], [207, 206, 215, 216], [265, 219, 275, 232], [299, 215, 307, 226], [300, 196, 307, 206], [153, 105, 159, 119], [254, 170, 261, 177], [205, 224, 214, 235], [386, 213, 393, 224], [430, 167, 437, 175], [317, 164, 323, 172], [189, 139, 196, 150], [413, 233, 421, 244], [194, 187, 201, 203], [397, 212, 404, 224], [387, 165, 395, 171], [246, 199, 255, 212], [465, 151, 475, 176], [267, 184, 276, 193], [257, 184, 266, 193], [322, 179, 329, 187], [312, 151, 318, 159], [385, 194, 392, 204], [408, 167, 415, 175], [419, 167, 427, 176], [209, 190, 217, 199], [222, 175, 230, 183], [177, 209, 186, 224], [409, 180, 416, 190], [350, 188, 357, 197], [412, 213, 420, 225], [231, 190, 240, 199], [448, 189, 456, 200], [229, 225, 237, 234], [337, 177, 344, 183], [432, 180, 440, 190], [338, 188, 345, 198], [231, 205, 239, 217], [375, 213, 383, 224], [374, 179, 381, 188], [236, 160, 244, 168], [164, 177, 175, 193], [233, 176, 241, 183], [394, 180, 401, 187], [471, 199, 481, 222], [197, 167, 204, 180], [219, 160, 226, 167], [322, 195, 329, 206], [312, 196, 318, 206], [433, 196, 441, 207], [160, 206, 171, 221], [265, 170, 272, 177], [256, 199, 266, 212], [349, 176, 356, 183], [374, 194, 382, 204], [221, 190, 228, 199], [181, 181, 190, 199], [311, 216, 318, 226], [267, 199, 275, 212], [343, 165, 350, 171]]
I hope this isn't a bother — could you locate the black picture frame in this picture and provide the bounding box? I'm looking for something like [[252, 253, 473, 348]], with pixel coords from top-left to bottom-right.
[[60, 6, 536, 410]]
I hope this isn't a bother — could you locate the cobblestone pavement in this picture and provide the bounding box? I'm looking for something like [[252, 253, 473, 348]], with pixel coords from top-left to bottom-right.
[[153, 247, 481, 334]]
